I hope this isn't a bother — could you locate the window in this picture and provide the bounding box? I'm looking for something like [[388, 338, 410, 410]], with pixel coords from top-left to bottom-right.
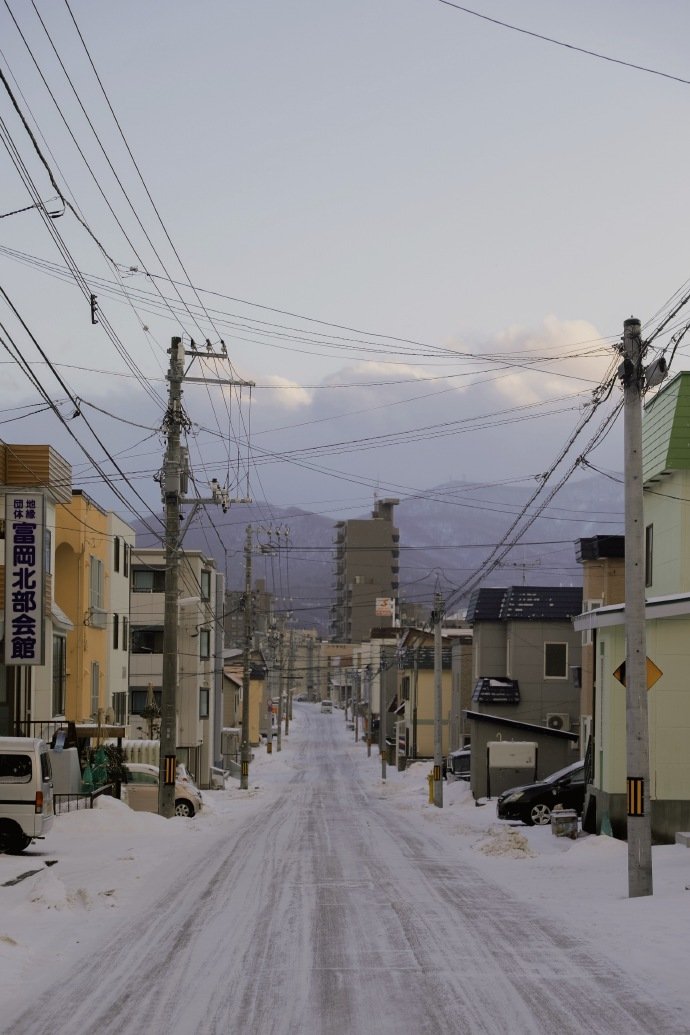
[[544, 642, 568, 679], [131, 627, 165, 654], [114, 536, 120, 573], [0, 754, 32, 784], [127, 769, 157, 786], [645, 524, 653, 588], [199, 629, 211, 659], [201, 569, 211, 602], [132, 568, 165, 593], [130, 686, 162, 714], [52, 634, 67, 716], [123, 543, 129, 577], [113, 613, 119, 650], [91, 661, 100, 717], [199, 687, 210, 718], [122, 616, 129, 651], [90, 556, 104, 610], [112, 691, 127, 724], [401, 674, 410, 702]]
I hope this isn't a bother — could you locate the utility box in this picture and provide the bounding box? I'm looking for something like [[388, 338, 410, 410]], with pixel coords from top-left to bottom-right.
[[487, 740, 537, 798], [551, 808, 578, 839], [49, 747, 82, 795]]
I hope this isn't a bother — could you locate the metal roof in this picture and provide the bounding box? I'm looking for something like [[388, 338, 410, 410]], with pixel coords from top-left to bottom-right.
[[466, 585, 583, 624], [499, 585, 583, 622]]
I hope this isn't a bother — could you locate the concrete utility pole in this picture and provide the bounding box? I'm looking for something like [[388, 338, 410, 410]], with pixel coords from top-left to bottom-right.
[[158, 336, 253, 814], [379, 648, 388, 781], [354, 669, 360, 742], [284, 627, 293, 738], [432, 592, 444, 808], [276, 621, 284, 751], [159, 337, 185, 818], [620, 317, 653, 896], [240, 525, 253, 790]]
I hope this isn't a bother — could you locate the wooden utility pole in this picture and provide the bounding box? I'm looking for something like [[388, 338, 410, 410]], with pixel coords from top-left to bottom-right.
[[620, 317, 653, 896]]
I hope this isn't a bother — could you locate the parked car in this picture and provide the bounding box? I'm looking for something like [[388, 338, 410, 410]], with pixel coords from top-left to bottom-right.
[[496, 760, 585, 826], [320, 700, 333, 713], [0, 737, 54, 854], [446, 747, 471, 782], [122, 762, 203, 817]]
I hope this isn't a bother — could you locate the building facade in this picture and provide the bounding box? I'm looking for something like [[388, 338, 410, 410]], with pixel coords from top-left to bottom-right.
[[129, 547, 223, 786], [575, 372, 690, 841], [330, 498, 400, 643]]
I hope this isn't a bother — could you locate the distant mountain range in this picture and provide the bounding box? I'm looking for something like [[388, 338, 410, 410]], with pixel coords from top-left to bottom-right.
[[135, 474, 623, 635]]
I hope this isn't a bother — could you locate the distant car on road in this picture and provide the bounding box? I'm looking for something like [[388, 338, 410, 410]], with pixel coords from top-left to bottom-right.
[[320, 700, 333, 714], [496, 760, 585, 826], [123, 762, 203, 817]]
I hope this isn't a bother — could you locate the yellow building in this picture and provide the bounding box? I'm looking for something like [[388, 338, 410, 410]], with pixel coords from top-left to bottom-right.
[[55, 491, 110, 723]]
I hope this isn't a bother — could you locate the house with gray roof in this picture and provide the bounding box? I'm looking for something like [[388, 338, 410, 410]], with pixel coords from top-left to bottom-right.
[[463, 585, 583, 794]]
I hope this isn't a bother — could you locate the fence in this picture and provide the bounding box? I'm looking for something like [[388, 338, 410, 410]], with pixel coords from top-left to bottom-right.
[[54, 784, 116, 815]]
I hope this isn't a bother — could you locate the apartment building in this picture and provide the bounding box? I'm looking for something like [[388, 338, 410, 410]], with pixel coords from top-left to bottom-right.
[[330, 498, 400, 643], [129, 547, 224, 786]]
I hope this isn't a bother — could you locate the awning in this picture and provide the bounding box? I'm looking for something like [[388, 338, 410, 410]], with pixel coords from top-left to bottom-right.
[[52, 601, 74, 632]]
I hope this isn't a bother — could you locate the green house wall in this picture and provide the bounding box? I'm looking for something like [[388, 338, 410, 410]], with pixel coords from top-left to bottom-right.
[[643, 372, 690, 483]]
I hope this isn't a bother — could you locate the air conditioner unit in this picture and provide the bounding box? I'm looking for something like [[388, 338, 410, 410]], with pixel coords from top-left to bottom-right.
[[87, 607, 108, 630], [546, 712, 570, 731]]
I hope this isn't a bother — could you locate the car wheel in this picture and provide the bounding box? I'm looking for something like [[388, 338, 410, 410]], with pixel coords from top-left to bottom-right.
[[528, 803, 552, 826], [174, 799, 194, 818], [0, 821, 31, 854]]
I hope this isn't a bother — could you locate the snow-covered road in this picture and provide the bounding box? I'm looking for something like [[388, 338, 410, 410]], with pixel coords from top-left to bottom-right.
[[4, 707, 689, 1034]]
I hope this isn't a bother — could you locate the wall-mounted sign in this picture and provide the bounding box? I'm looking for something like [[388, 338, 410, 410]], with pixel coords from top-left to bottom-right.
[[5, 493, 46, 665], [375, 597, 395, 618]]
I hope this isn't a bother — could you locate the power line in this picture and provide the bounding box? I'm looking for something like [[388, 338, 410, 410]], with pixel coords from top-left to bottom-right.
[[433, 1, 690, 87]]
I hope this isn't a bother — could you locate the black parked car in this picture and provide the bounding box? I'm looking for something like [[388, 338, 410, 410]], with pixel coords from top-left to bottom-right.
[[496, 761, 586, 826]]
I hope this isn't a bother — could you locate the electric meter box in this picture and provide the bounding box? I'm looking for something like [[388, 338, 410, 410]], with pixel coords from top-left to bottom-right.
[[487, 740, 538, 798]]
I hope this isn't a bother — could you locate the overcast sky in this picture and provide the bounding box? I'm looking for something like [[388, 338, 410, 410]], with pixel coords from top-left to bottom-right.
[[1, 1, 688, 523]]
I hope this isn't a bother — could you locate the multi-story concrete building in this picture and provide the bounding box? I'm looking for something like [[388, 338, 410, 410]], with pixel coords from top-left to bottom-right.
[[129, 547, 223, 786], [107, 513, 136, 726], [224, 577, 273, 649], [330, 498, 400, 643]]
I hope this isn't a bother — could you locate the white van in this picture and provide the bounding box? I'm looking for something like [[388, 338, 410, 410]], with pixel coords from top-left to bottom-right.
[[0, 737, 54, 854], [320, 700, 333, 714]]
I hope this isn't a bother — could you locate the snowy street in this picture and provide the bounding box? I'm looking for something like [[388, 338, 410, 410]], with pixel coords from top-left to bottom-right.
[[2, 705, 690, 1034]]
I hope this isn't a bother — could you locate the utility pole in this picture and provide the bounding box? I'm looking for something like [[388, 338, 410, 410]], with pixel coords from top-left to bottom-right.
[[240, 526, 253, 790], [276, 621, 283, 752], [432, 592, 444, 808], [354, 669, 360, 742], [158, 337, 253, 815], [159, 337, 185, 818], [365, 664, 372, 756], [620, 317, 653, 896], [380, 648, 388, 781], [284, 627, 293, 738]]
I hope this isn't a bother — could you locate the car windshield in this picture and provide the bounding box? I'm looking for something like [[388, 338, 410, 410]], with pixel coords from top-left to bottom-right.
[[543, 763, 583, 785]]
